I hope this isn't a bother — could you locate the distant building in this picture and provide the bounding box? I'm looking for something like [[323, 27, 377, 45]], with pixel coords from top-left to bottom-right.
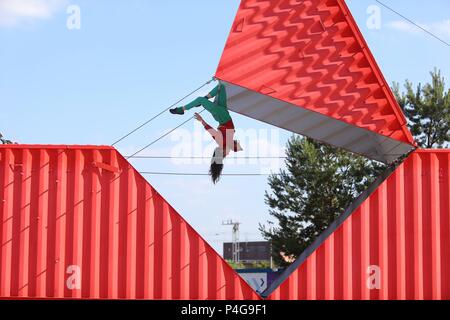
[[223, 241, 271, 263]]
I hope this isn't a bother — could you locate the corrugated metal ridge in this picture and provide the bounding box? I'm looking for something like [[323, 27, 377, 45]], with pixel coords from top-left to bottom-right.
[[0, 145, 260, 299], [112, 148, 259, 292], [215, 0, 416, 148], [265, 148, 450, 300], [114, 148, 262, 299], [261, 150, 415, 298], [336, 0, 415, 145], [413, 149, 450, 153], [112, 147, 262, 299], [0, 145, 114, 150]]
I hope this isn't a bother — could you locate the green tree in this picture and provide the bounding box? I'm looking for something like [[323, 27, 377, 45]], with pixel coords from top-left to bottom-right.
[[260, 136, 385, 267], [227, 260, 273, 270], [393, 69, 450, 148], [226, 260, 246, 269]]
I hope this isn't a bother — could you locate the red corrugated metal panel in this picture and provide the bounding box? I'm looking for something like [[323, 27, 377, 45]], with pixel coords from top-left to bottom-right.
[[216, 0, 416, 162], [0, 145, 259, 300], [266, 149, 450, 300]]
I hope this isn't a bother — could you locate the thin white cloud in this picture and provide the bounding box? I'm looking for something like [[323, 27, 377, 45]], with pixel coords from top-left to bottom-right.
[[0, 0, 67, 27], [387, 20, 420, 34], [387, 19, 450, 39], [431, 19, 450, 38]]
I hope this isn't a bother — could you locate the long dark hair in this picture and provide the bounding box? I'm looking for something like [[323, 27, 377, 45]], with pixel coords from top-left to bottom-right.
[[209, 163, 224, 184], [210, 148, 224, 184]]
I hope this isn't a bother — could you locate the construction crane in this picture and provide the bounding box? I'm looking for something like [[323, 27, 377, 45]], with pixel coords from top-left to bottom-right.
[[222, 219, 241, 263]]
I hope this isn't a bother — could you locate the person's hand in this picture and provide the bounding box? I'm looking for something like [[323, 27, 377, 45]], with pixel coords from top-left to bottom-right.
[[194, 113, 204, 122]]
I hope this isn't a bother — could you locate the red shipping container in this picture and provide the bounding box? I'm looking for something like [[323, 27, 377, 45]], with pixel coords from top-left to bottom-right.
[[0, 145, 259, 300], [265, 149, 450, 300], [216, 0, 416, 164], [2, 146, 449, 300]]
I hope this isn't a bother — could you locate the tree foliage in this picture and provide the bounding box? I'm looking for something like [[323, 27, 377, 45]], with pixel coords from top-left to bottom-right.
[[393, 69, 450, 148], [260, 136, 385, 266]]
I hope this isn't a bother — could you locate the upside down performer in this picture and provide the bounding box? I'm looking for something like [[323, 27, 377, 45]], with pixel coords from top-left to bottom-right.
[[170, 81, 243, 183]]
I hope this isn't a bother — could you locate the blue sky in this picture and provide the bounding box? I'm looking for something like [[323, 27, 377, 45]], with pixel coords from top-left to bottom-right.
[[1, 0, 449, 255]]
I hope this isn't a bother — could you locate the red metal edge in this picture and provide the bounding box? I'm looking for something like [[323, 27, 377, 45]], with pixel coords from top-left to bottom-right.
[[336, 0, 416, 146], [414, 149, 450, 153], [0, 145, 114, 150]]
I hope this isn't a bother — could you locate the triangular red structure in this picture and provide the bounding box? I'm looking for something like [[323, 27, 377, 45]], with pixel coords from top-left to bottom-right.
[[216, 0, 416, 163], [0, 145, 259, 300], [264, 150, 450, 300]]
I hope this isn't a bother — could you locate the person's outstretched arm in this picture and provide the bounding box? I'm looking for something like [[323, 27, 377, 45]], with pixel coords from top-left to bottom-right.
[[194, 113, 221, 142]]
